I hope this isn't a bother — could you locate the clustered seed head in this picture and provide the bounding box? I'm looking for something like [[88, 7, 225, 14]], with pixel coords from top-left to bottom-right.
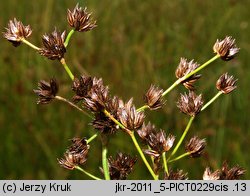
[[83, 77, 110, 112], [185, 136, 206, 158], [3, 18, 32, 47], [58, 138, 89, 170], [72, 76, 126, 135], [39, 29, 66, 60], [92, 96, 125, 134], [106, 96, 124, 116], [72, 75, 93, 103], [177, 91, 203, 116], [203, 162, 246, 180], [203, 167, 220, 180], [137, 122, 175, 158], [220, 161, 246, 180], [106, 152, 137, 180], [164, 169, 188, 180], [33, 79, 58, 104], [175, 58, 201, 90], [67, 4, 97, 32], [92, 112, 118, 135], [144, 85, 164, 110], [72, 76, 127, 134], [213, 36, 239, 61], [89, 79, 118, 134], [118, 99, 145, 130], [137, 122, 155, 141], [216, 73, 237, 94]]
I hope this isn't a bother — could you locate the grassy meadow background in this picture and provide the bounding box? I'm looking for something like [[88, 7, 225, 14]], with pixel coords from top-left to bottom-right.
[[0, 0, 249, 179]]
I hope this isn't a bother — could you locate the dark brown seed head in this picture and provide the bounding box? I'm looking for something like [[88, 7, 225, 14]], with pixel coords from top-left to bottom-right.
[[220, 161, 246, 180], [58, 138, 89, 170], [39, 29, 66, 60], [185, 136, 206, 158], [163, 134, 175, 152], [137, 122, 156, 141], [164, 169, 188, 180], [33, 79, 59, 104], [175, 58, 201, 90], [177, 91, 203, 116], [92, 112, 118, 135], [90, 79, 110, 109], [107, 152, 137, 180], [67, 4, 97, 32], [3, 18, 32, 47], [118, 99, 145, 130], [72, 75, 93, 102], [203, 167, 220, 180], [144, 130, 175, 158], [216, 73, 237, 94], [144, 85, 164, 110], [106, 96, 124, 116], [68, 137, 88, 154], [213, 36, 239, 61], [83, 77, 110, 112]]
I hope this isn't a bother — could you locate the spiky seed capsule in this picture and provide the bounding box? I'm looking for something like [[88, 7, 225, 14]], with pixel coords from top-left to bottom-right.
[[33, 79, 59, 104], [177, 91, 203, 116], [175, 58, 201, 90], [106, 152, 137, 180], [39, 29, 66, 60], [220, 161, 246, 180], [185, 136, 206, 158], [213, 36, 239, 61], [118, 99, 145, 130], [67, 4, 97, 32], [203, 167, 220, 180], [3, 18, 32, 47], [58, 138, 89, 170], [216, 73, 237, 94], [72, 75, 93, 102], [164, 169, 188, 180], [144, 85, 164, 110]]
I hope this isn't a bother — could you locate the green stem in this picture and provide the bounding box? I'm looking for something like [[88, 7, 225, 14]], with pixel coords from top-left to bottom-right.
[[64, 29, 75, 47], [102, 146, 110, 180], [75, 166, 102, 180], [162, 79, 181, 97], [162, 152, 169, 175], [103, 109, 157, 179], [130, 131, 158, 180], [21, 38, 40, 50], [168, 152, 190, 163], [168, 116, 195, 160], [87, 133, 98, 144], [182, 54, 220, 82], [103, 109, 130, 133], [163, 55, 220, 97], [140, 55, 220, 112], [148, 146, 155, 166], [137, 105, 150, 112], [55, 95, 92, 119], [60, 58, 74, 81], [201, 91, 223, 112]]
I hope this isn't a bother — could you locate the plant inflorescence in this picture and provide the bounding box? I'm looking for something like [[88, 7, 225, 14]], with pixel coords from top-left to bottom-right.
[[3, 3, 246, 180]]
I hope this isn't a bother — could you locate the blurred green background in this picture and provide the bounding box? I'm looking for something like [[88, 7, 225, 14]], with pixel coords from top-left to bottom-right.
[[0, 0, 249, 179]]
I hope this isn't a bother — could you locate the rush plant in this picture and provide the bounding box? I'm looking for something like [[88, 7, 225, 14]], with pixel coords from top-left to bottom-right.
[[3, 3, 245, 180]]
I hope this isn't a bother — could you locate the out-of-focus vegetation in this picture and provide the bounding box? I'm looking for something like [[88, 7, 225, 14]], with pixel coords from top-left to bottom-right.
[[0, 0, 249, 179]]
